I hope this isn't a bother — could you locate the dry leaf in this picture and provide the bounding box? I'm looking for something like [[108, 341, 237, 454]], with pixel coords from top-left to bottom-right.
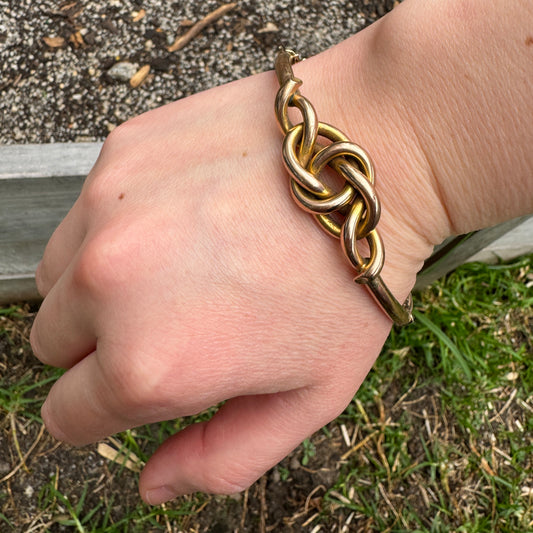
[[132, 8, 146, 22], [480, 457, 496, 477], [69, 31, 85, 48], [130, 64, 151, 88], [257, 22, 278, 33], [43, 36, 66, 48], [97, 442, 142, 472]]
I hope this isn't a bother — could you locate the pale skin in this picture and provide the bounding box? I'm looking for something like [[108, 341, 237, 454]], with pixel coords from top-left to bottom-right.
[[30, 0, 533, 505]]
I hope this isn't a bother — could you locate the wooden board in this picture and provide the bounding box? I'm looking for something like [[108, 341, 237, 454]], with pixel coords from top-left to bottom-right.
[[0, 143, 102, 302], [0, 142, 531, 302], [466, 218, 533, 264], [414, 215, 533, 289]]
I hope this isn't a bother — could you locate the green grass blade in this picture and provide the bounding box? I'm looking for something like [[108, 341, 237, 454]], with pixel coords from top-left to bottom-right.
[[413, 309, 473, 380]]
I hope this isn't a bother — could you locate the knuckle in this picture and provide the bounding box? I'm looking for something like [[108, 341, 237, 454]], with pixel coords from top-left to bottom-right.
[[104, 356, 169, 420], [82, 120, 143, 209], [71, 230, 134, 297], [81, 175, 109, 211], [81, 167, 125, 213], [97, 121, 138, 167], [104, 117, 141, 148]]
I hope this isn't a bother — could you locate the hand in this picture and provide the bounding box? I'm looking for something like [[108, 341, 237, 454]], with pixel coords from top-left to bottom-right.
[[30, 57, 434, 505], [31, 0, 533, 504]]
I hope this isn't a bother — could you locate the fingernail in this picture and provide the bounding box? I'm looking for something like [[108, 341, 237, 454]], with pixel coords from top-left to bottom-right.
[[144, 486, 176, 506]]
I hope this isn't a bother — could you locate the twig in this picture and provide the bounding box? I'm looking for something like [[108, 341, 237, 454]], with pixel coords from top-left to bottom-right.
[[302, 513, 320, 528], [259, 475, 267, 533], [304, 485, 326, 514], [328, 490, 351, 506], [1, 423, 45, 483], [10, 412, 30, 474], [340, 430, 379, 461], [97, 441, 143, 473], [422, 408, 432, 439], [378, 482, 408, 529], [375, 396, 392, 487], [391, 376, 418, 411], [160, 503, 172, 533], [340, 423, 351, 448], [341, 512, 355, 533], [518, 398, 533, 413], [168, 3, 237, 52], [239, 488, 249, 532], [489, 388, 517, 423], [493, 446, 513, 463]]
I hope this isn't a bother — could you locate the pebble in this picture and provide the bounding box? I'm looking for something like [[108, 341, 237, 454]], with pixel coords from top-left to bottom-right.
[[0, 460, 10, 475], [271, 468, 281, 483], [107, 61, 139, 82], [290, 456, 300, 470]]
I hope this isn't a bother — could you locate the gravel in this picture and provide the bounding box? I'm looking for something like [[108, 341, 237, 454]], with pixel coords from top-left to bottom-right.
[[0, 0, 397, 144]]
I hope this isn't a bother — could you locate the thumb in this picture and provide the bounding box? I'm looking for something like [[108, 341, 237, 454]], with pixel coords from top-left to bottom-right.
[[139, 387, 346, 505]]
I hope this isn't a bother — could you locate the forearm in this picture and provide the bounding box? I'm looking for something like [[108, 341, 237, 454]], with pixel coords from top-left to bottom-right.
[[348, 0, 533, 237]]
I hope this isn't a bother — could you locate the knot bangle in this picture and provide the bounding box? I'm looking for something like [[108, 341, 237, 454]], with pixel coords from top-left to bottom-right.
[[274, 47, 413, 326]]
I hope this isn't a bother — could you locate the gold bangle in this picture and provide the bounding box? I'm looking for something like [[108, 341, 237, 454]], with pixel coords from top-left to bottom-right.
[[274, 47, 413, 326]]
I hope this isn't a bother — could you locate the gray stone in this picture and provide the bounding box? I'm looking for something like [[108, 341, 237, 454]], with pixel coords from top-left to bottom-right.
[[107, 62, 138, 83]]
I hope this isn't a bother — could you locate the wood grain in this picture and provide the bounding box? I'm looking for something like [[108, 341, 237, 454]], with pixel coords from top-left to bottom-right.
[[0, 142, 530, 302]]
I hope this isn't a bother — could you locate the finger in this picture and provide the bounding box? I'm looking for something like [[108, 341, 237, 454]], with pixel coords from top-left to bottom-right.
[[41, 350, 122, 445], [31, 263, 96, 368], [138, 387, 350, 505], [36, 204, 86, 297], [40, 341, 227, 446]]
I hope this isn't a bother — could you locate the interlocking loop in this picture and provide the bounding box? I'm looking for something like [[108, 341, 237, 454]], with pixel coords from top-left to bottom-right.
[[274, 47, 413, 326]]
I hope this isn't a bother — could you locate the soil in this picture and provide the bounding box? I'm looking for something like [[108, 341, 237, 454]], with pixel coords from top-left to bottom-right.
[[0, 0, 398, 144]]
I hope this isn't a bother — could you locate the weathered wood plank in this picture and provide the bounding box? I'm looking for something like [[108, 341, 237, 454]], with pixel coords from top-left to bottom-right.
[[0, 142, 531, 302], [466, 217, 533, 264], [0, 143, 102, 302], [1, 142, 102, 180], [414, 215, 533, 289]]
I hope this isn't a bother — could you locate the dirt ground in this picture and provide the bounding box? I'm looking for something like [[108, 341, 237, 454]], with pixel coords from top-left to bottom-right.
[[0, 0, 397, 144]]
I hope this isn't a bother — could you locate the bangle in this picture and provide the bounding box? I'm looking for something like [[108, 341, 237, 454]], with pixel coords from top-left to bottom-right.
[[274, 48, 413, 326]]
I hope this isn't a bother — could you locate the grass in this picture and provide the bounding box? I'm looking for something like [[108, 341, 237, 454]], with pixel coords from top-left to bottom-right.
[[0, 255, 532, 532]]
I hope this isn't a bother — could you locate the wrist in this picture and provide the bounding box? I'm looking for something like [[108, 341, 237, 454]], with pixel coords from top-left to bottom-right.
[[345, 0, 533, 236], [286, 30, 447, 299]]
